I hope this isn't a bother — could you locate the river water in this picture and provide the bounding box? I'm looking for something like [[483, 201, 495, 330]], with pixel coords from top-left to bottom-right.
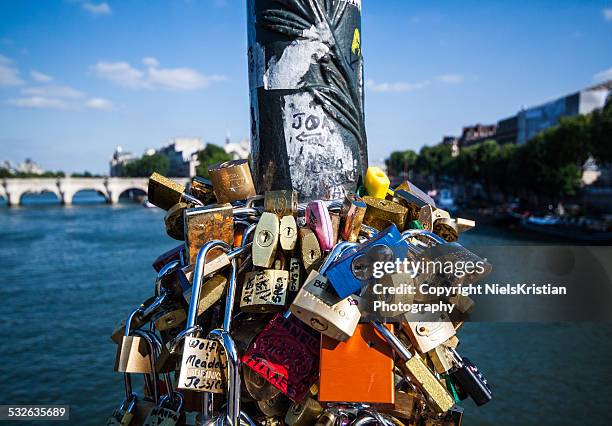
[[0, 194, 611, 425]]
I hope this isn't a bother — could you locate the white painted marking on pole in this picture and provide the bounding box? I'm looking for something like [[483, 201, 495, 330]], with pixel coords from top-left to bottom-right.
[[282, 92, 355, 199]]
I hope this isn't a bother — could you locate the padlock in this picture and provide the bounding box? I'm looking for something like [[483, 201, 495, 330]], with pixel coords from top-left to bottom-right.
[[300, 227, 322, 273], [288, 257, 301, 292], [242, 313, 320, 402], [257, 392, 291, 417], [240, 269, 288, 313], [152, 245, 185, 272], [183, 203, 234, 265], [111, 295, 161, 344], [319, 323, 395, 404], [340, 194, 367, 242], [279, 215, 298, 251], [189, 176, 216, 205], [362, 196, 408, 231], [164, 202, 189, 241], [252, 212, 280, 268], [433, 218, 476, 243], [325, 224, 409, 299], [418, 241, 492, 286], [189, 275, 228, 316], [264, 190, 297, 217], [142, 393, 184, 426], [401, 312, 456, 354], [178, 337, 227, 393], [208, 159, 256, 203], [378, 390, 419, 423], [372, 322, 454, 413], [290, 242, 361, 341], [148, 172, 203, 211], [427, 344, 455, 375], [364, 166, 391, 199], [243, 366, 281, 401], [329, 213, 340, 246], [107, 394, 136, 426], [115, 308, 154, 373], [153, 302, 187, 331], [305, 200, 334, 251], [418, 206, 450, 232], [448, 349, 492, 406], [394, 180, 436, 207], [285, 397, 322, 426], [180, 240, 243, 425]]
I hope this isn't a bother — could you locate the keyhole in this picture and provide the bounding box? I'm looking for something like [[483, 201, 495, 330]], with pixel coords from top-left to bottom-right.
[[309, 249, 316, 260], [258, 230, 274, 247]]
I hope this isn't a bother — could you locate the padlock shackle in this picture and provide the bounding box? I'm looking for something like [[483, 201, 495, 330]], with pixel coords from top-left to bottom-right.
[[141, 293, 169, 319], [155, 260, 181, 296], [207, 328, 241, 426], [131, 329, 160, 404], [187, 240, 232, 331], [223, 257, 238, 332], [124, 307, 145, 337], [138, 329, 176, 404], [182, 192, 204, 207], [241, 223, 257, 248], [371, 321, 413, 362], [401, 229, 446, 246], [319, 241, 359, 275]]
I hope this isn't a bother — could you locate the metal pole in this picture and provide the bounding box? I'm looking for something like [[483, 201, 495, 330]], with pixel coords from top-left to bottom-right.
[[247, 0, 368, 202]]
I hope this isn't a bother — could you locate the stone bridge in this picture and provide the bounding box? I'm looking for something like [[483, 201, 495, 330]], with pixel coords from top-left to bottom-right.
[[0, 177, 190, 207]]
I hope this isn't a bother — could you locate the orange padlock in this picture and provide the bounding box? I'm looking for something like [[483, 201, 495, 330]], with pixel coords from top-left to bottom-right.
[[319, 323, 395, 405]]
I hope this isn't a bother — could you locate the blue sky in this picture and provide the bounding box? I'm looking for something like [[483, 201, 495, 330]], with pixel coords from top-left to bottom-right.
[[0, 0, 611, 174]]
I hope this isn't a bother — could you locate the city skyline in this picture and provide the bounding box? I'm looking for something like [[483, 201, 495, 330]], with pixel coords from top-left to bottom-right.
[[0, 0, 611, 174]]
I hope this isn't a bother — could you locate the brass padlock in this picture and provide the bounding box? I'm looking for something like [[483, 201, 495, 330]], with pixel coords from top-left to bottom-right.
[[243, 366, 281, 401], [433, 218, 476, 242], [189, 176, 215, 205], [329, 213, 340, 246], [208, 159, 256, 203], [183, 204, 234, 265], [279, 215, 298, 251], [418, 206, 450, 232], [252, 212, 280, 268], [164, 202, 188, 241], [240, 269, 288, 313], [299, 227, 322, 273], [115, 308, 153, 373], [148, 172, 202, 211], [153, 303, 186, 331], [340, 194, 366, 242], [372, 322, 454, 413], [285, 397, 323, 426], [264, 190, 297, 217], [257, 392, 291, 417], [395, 180, 436, 206], [363, 196, 408, 231]]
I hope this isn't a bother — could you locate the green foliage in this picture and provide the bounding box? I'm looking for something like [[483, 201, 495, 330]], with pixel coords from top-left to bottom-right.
[[387, 102, 610, 198], [385, 149, 417, 176], [195, 144, 232, 178], [123, 153, 170, 177]]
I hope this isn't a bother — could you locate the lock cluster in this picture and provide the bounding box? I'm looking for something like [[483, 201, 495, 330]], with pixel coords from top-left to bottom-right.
[[108, 161, 493, 426]]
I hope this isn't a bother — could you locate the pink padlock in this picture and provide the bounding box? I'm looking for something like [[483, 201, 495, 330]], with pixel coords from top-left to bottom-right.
[[305, 200, 334, 251]]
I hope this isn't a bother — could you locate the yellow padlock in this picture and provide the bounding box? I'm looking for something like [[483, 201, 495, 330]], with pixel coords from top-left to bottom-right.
[[364, 166, 390, 199]]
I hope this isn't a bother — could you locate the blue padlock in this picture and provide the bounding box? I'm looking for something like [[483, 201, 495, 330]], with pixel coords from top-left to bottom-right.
[[325, 224, 410, 298]]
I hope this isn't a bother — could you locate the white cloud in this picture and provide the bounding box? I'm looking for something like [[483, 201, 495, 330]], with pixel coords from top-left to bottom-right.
[[82, 2, 112, 15], [604, 8, 612, 21], [92, 57, 226, 91], [437, 73, 464, 84], [593, 67, 612, 82], [22, 85, 85, 99], [91, 61, 147, 88], [30, 70, 53, 83], [85, 97, 113, 110], [0, 54, 24, 87], [142, 57, 159, 67], [8, 96, 69, 109], [366, 79, 430, 93]]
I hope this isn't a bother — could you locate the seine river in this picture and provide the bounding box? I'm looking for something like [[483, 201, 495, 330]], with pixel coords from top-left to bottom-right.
[[0, 192, 610, 425]]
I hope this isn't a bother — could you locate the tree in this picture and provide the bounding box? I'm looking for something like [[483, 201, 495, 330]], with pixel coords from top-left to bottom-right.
[[386, 149, 417, 177], [591, 98, 612, 163], [195, 144, 232, 178], [123, 153, 170, 177]]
